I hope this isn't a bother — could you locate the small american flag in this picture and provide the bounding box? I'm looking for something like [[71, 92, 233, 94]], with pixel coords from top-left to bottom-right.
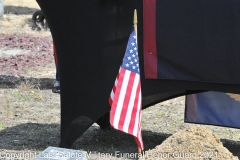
[[109, 29, 143, 151]]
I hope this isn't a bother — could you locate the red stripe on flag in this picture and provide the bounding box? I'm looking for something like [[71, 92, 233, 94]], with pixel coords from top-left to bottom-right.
[[110, 68, 126, 125], [109, 98, 113, 107], [109, 71, 120, 106], [118, 72, 136, 130], [135, 110, 143, 150], [128, 82, 141, 135], [134, 126, 143, 151], [109, 84, 116, 105]]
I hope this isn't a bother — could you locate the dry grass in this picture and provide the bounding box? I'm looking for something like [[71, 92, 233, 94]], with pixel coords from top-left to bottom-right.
[[17, 80, 36, 91], [0, 77, 60, 123], [3, 0, 40, 8], [23, 63, 56, 79], [0, 14, 51, 37], [12, 80, 44, 101], [0, 85, 61, 158], [0, 65, 240, 159]]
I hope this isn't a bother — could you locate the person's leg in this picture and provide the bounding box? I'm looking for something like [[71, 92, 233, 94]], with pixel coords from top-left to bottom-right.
[[56, 66, 60, 82], [52, 43, 60, 93], [54, 66, 60, 87]]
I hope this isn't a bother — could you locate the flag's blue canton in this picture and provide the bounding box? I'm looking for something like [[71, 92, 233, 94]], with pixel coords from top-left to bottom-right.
[[121, 30, 139, 74]]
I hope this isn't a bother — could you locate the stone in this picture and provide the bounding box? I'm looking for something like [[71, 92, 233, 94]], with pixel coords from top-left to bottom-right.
[[34, 146, 88, 160], [0, 0, 4, 17], [0, 48, 30, 57]]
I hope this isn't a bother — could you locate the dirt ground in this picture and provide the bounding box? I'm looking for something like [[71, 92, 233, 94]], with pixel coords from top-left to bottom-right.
[[0, 0, 240, 160]]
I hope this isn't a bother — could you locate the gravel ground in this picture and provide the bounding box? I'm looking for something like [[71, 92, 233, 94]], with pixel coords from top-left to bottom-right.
[[0, 34, 54, 77]]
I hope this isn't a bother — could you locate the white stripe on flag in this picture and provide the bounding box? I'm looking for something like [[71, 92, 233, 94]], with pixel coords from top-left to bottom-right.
[[122, 74, 140, 133], [110, 78, 118, 101], [113, 70, 131, 129], [133, 89, 142, 136]]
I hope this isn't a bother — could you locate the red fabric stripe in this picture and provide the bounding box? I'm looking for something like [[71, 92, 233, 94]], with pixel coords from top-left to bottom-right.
[[110, 68, 126, 125], [143, 0, 157, 79], [53, 43, 58, 65], [128, 81, 141, 135], [118, 72, 136, 130]]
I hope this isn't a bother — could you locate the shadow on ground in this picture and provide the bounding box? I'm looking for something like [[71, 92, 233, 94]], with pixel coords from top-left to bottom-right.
[[0, 123, 239, 159], [4, 6, 39, 15], [0, 75, 54, 90]]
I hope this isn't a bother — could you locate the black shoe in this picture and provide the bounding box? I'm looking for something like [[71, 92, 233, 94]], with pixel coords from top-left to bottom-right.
[[52, 86, 60, 93]]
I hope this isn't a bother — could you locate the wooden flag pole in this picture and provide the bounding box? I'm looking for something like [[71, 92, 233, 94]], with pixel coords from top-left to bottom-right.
[[133, 9, 142, 154], [138, 147, 142, 153], [133, 9, 138, 43]]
